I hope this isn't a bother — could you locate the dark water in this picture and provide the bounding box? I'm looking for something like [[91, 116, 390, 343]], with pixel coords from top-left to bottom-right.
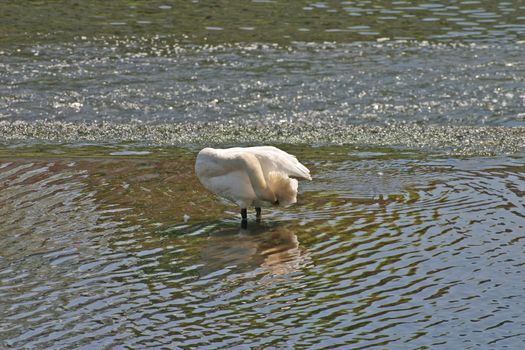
[[2, 1, 525, 349], [2, 0, 525, 44]]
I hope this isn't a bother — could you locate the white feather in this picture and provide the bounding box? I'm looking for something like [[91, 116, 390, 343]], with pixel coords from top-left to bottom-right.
[[240, 146, 312, 181], [195, 146, 311, 209]]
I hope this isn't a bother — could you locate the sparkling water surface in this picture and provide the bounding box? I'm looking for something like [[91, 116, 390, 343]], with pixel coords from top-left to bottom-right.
[[1, 1, 525, 349]]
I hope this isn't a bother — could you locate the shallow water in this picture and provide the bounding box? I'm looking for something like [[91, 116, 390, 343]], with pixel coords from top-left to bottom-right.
[[2, 41, 525, 127], [2, 0, 525, 349], [2, 0, 525, 44], [2, 2, 525, 151], [1, 145, 525, 349], [2, 40, 525, 156]]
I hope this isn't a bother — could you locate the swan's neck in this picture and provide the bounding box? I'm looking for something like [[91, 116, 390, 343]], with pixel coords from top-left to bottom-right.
[[238, 153, 276, 203]]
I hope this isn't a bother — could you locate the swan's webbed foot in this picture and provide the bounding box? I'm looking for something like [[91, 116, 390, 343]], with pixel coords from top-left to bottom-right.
[[255, 207, 261, 223]]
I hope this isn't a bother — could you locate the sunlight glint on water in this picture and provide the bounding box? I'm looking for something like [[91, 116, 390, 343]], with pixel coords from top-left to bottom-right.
[[2, 0, 525, 348]]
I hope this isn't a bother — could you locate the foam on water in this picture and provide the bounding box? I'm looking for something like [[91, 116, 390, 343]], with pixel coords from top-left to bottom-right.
[[1, 120, 524, 156]]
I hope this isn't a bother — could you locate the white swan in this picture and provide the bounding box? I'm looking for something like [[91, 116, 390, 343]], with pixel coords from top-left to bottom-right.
[[195, 146, 311, 223]]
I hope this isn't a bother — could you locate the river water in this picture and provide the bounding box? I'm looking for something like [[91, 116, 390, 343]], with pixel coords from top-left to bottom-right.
[[1, 1, 525, 349]]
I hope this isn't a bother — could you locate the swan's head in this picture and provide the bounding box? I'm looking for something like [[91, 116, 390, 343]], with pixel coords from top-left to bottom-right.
[[268, 172, 298, 207]]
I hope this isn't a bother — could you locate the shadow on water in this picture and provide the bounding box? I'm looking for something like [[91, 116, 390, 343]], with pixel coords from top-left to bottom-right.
[[164, 220, 309, 278]]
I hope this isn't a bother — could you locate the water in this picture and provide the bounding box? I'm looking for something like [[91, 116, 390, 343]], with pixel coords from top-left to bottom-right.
[[1, 1, 525, 349], [2, 41, 525, 126], [1, 146, 525, 349], [2, 0, 525, 44]]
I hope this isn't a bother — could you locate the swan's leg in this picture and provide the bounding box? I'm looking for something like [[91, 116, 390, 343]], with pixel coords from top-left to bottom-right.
[[241, 208, 248, 228], [255, 207, 261, 222]]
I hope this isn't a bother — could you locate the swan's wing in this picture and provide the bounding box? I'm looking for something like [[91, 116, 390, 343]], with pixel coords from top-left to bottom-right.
[[244, 146, 312, 180], [195, 147, 277, 205]]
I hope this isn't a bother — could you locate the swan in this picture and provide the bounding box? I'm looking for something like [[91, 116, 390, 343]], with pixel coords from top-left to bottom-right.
[[195, 146, 311, 224]]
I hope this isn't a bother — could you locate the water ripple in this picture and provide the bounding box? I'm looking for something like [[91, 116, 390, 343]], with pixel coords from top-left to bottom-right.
[[1, 149, 525, 348], [2, 41, 525, 127]]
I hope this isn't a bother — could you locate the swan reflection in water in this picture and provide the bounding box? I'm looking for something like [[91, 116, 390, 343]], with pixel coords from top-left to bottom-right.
[[199, 224, 310, 277]]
